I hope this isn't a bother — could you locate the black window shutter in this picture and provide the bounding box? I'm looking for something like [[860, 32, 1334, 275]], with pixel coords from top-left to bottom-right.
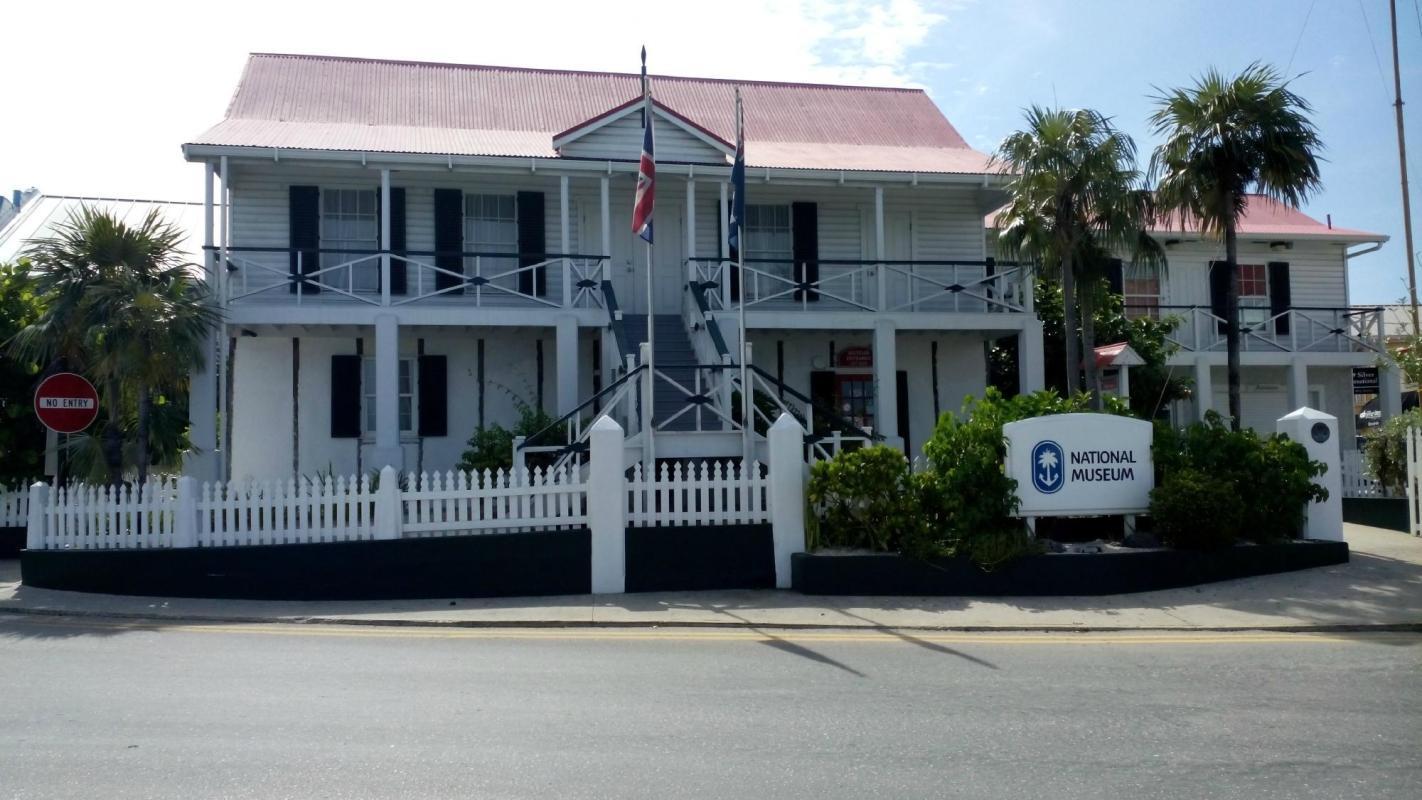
[[1106, 258, 1125, 296], [289, 185, 320, 295], [434, 189, 463, 291], [1268, 261, 1291, 335], [1209, 261, 1230, 334], [330, 355, 361, 438], [386, 187, 407, 295], [517, 191, 547, 296], [984, 256, 997, 302], [896, 370, 909, 446], [791, 202, 819, 301], [417, 355, 448, 437], [809, 371, 835, 436]]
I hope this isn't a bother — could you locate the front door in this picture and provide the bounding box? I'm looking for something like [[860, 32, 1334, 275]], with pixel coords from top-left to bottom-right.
[[610, 201, 684, 315]]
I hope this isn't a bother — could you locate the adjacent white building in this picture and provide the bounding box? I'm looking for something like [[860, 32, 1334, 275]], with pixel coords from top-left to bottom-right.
[[182, 53, 1041, 481]]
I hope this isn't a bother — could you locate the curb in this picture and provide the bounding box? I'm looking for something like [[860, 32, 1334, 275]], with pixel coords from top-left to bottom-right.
[[2, 606, 1420, 634]]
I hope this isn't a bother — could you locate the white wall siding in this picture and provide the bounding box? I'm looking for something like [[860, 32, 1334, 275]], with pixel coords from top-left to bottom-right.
[[559, 113, 727, 164], [230, 337, 296, 481], [1158, 240, 1351, 310]]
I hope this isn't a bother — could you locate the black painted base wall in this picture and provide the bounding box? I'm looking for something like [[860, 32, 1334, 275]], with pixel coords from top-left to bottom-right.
[[21, 530, 591, 600], [0, 526, 22, 558], [625, 524, 774, 592], [1342, 497, 1409, 533], [792, 540, 1350, 596]]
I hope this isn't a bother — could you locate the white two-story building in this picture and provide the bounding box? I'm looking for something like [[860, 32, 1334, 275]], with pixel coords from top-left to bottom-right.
[[1102, 199, 1395, 441], [182, 53, 1041, 481]]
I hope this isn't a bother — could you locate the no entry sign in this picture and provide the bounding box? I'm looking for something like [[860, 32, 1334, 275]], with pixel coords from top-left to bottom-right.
[[34, 372, 100, 434]]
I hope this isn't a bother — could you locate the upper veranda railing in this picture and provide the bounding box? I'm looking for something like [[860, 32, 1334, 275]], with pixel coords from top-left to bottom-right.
[[1125, 304, 1385, 354]]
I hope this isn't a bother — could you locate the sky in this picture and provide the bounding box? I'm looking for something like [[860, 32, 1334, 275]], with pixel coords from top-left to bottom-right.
[[4, 0, 1422, 304]]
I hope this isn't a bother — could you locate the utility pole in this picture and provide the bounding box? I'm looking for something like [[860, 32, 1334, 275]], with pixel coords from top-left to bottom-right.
[[1391, 0, 1420, 334]]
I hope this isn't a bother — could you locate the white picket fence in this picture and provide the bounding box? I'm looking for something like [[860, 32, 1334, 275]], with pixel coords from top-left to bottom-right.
[[1340, 449, 1385, 499], [199, 476, 377, 547], [627, 460, 769, 527], [0, 485, 28, 528], [401, 467, 587, 536], [40, 479, 180, 550]]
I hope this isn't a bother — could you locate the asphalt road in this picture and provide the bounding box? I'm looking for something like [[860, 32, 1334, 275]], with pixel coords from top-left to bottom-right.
[[0, 617, 1418, 800]]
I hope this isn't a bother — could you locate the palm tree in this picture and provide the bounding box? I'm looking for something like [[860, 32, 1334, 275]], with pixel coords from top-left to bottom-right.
[[994, 107, 1159, 406], [11, 206, 218, 484], [1149, 63, 1322, 430]]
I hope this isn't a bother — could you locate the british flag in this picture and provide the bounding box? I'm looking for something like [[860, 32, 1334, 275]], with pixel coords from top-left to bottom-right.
[[632, 95, 655, 244]]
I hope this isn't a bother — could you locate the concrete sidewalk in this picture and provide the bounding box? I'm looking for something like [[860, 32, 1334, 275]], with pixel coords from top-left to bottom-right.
[[2, 523, 1420, 631]]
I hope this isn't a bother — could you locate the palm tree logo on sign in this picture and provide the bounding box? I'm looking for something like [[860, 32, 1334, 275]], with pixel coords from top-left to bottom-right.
[[1031, 440, 1065, 495]]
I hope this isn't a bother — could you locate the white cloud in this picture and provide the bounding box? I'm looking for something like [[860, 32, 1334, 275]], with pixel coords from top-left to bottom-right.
[[0, 0, 956, 201]]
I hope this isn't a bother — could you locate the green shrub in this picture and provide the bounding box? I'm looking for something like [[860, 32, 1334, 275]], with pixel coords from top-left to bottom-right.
[[1151, 412, 1327, 543], [961, 527, 1045, 572], [458, 394, 566, 473], [807, 445, 936, 556], [1149, 468, 1243, 550], [1362, 408, 1422, 495]]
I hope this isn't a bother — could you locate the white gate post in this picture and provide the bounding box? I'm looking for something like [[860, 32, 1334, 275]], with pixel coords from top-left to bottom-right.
[[588, 415, 626, 594], [1277, 407, 1343, 541], [1410, 428, 1421, 537], [174, 476, 198, 548], [25, 482, 48, 550], [768, 412, 806, 589], [375, 465, 401, 540]]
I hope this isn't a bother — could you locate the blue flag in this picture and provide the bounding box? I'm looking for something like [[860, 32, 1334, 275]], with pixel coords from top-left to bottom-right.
[[728, 97, 745, 253]]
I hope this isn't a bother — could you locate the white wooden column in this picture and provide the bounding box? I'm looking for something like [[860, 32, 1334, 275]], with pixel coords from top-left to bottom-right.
[[560, 175, 572, 306], [1018, 320, 1046, 394], [874, 319, 900, 450], [600, 176, 611, 282], [1381, 361, 1403, 423], [1194, 357, 1214, 422], [686, 176, 697, 286], [372, 314, 403, 470], [556, 315, 579, 416], [185, 162, 219, 482], [380, 169, 392, 307], [1288, 357, 1310, 411], [874, 186, 886, 311], [217, 155, 231, 482], [719, 181, 730, 309]]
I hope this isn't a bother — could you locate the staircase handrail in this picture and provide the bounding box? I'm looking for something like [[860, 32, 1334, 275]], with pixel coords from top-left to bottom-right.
[[601, 280, 634, 362], [518, 363, 647, 450], [745, 364, 880, 442], [688, 281, 731, 360]]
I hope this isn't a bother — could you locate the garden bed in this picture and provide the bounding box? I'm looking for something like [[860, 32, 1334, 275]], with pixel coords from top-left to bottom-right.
[[791, 539, 1349, 596]]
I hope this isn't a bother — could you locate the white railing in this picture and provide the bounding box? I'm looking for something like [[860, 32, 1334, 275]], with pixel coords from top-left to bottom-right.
[[1145, 306, 1385, 354], [40, 479, 180, 550], [1340, 449, 1385, 499], [0, 485, 28, 527], [199, 475, 377, 546], [627, 460, 769, 527], [401, 467, 586, 536]]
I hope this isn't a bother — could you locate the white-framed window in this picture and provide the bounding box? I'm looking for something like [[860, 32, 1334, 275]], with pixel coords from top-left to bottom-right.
[[362, 358, 416, 434], [744, 204, 793, 280], [464, 194, 518, 285], [321, 188, 379, 292], [1123, 263, 1163, 320], [1238, 263, 1271, 327]]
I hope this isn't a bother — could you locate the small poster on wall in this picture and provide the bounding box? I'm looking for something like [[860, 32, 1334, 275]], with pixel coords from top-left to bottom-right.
[[836, 346, 872, 368]]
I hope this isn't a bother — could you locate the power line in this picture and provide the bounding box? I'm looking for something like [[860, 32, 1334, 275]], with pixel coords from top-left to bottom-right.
[[1286, 0, 1318, 74]]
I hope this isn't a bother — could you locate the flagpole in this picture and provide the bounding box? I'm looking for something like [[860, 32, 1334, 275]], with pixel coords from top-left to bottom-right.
[[735, 88, 751, 466], [641, 47, 656, 470]]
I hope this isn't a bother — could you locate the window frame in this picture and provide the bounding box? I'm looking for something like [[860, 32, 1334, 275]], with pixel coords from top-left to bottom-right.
[[1237, 263, 1271, 327], [834, 373, 876, 433], [743, 204, 794, 272], [1122, 263, 1164, 320], [319, 188, 380, 293], [463, 193, 519, 285], [361, 357, 417, 435]]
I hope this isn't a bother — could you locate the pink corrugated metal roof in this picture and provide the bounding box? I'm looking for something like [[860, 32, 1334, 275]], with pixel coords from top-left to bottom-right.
[[986, 196, 1385, 242], [188, 53, 992, 173]]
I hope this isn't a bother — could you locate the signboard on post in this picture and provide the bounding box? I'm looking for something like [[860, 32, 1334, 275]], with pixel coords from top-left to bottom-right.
[[1352, 366, 1380, 395], [33, 372, 100, 434], [1003, 413, 1154, 516]]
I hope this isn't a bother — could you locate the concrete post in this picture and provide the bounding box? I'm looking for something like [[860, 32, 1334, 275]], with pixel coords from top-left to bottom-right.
[[26, 482, 48, 551], [874, 319, 902, 450], [1288, 357, 1309, 412], [1380, 361, 1403, 424], [185, 338, 219, 482], [372, 314, 403, 470], [375, 465, 401, 540], [380, 169, 392, 307], [174, 476, 199, 548], [1193, 357, 1214, 422], [1277, 408, 1344, 541], [1018, 319, 1046, 394], [556, 315, 579, 416], [768, 413, 806, 589], [588, 415, 626, 594], [640, 341, 655, 468]]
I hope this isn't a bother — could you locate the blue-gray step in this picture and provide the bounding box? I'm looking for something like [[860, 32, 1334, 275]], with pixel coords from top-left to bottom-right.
[[622, 314, 704, 432]]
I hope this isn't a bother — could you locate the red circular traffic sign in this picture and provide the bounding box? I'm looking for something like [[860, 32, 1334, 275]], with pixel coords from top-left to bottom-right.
[[34, 372, 100, 434]]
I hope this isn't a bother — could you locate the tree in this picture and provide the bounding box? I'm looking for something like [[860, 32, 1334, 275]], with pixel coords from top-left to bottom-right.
[[993, 107, 1160, 407], [10, 206, 219, 484], [1149, 63, 1322, 431], [0, 262, 47, 484]]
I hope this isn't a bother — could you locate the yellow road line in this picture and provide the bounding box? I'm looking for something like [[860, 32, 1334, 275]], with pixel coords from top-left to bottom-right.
[[4, 615, 1415, 646]]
